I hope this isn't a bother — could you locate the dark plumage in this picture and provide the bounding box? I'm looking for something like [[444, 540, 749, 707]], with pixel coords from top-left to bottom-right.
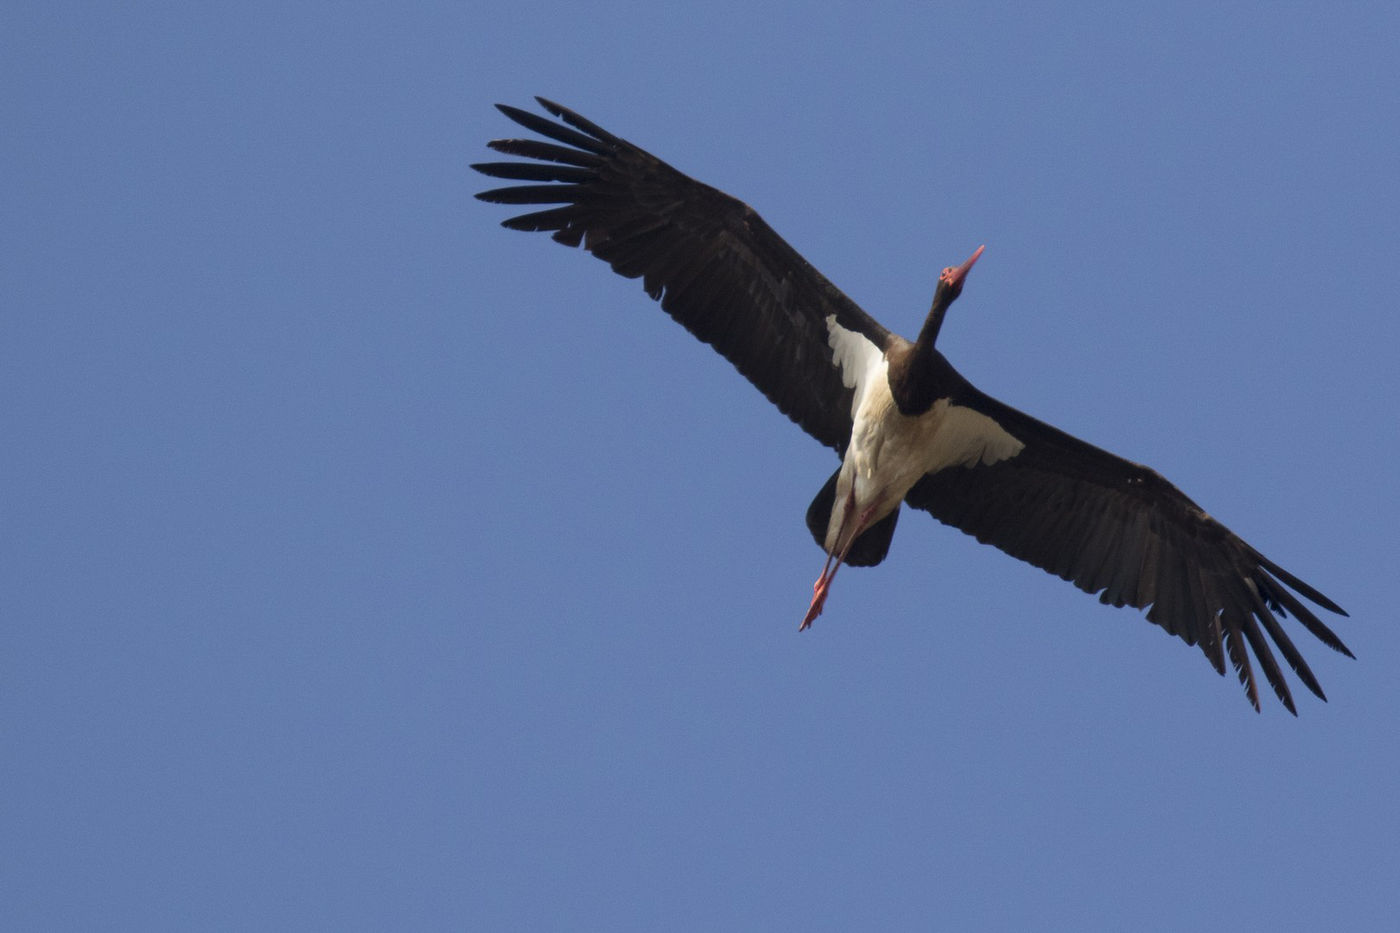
[[474, 97, 1351, 712]]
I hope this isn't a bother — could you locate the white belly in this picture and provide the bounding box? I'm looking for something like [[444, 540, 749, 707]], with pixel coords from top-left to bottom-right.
[[821, 331, 1025, 553]]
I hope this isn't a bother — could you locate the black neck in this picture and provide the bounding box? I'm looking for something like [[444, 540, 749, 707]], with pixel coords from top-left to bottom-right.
[[889, 284, 956, 415]]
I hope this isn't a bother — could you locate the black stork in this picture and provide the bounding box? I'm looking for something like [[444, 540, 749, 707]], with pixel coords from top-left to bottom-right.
[[473, 97, 1352, 713]]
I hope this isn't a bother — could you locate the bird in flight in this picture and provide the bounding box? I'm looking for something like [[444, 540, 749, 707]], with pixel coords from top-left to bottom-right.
[[473, 97, 1351, 712]]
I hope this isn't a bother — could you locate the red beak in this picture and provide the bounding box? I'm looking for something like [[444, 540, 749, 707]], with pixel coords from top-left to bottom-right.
[[946, 244, 985, 288]]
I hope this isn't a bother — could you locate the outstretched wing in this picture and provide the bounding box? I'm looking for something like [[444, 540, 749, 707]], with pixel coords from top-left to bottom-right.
[[905, 359, 1352, 713], [473, 97, 893, 453]]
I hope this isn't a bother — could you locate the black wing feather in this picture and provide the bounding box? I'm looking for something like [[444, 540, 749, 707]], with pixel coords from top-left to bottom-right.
[[905, 359, 1351, 713], [474, 97, 893, 452]]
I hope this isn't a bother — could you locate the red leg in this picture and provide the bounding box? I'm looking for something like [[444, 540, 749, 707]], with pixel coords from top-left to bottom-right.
[[800, 484, 880, 630]]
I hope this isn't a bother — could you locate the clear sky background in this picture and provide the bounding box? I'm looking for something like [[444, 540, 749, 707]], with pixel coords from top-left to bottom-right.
[[4, 3, 1398, 930]]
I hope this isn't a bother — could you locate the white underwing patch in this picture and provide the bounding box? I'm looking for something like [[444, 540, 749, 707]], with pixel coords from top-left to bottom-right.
[[824, 315, 885, 419], [927, 399, 1025, 472]]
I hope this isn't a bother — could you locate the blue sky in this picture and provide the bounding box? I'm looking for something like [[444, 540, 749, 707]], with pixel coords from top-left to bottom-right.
[[4, 3, 1398, 929]]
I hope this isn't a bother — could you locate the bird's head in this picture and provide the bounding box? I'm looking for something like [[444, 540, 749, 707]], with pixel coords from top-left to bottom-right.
[[936, 244, 985, 303], [917, 244, 985, 350]]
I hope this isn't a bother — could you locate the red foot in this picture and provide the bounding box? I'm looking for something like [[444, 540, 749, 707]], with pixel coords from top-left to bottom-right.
[[800, 580, 829, 630]]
